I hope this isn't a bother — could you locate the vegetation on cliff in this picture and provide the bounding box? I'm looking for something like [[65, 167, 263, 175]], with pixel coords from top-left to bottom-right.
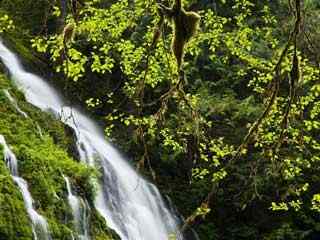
[[0, 71, 118, 239]]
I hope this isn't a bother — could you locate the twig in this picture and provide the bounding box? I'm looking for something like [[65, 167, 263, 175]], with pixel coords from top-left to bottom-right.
[[179, 0, 304, 234]]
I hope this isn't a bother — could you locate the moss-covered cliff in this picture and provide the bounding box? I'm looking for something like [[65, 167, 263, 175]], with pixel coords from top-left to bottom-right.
[[0, 67, 118, 239]]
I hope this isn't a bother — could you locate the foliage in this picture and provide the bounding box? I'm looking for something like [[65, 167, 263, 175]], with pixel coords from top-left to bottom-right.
[[0, 13, 15, 33]]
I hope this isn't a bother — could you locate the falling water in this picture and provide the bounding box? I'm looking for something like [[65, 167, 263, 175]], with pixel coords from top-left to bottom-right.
[[3, 89, 28, 117], [0, 40, 186, 240], [0, 135, 18, 176], [64, 175, 90, 240], [0, 135, 51, 240]]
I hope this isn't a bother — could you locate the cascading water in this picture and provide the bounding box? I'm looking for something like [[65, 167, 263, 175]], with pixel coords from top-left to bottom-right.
[[64, 175, 90, 240], [0, 135, 18, 176], [0, 135, 51, 240], [3, 89, 28, 117], [0, 40, 186, 239], [3, 88, 28, 117], [13, 178, 51, 240]]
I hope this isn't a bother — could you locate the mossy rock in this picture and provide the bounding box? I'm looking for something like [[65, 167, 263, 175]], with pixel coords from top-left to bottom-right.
[[0, 160, 33, 240], [0, 66, 118, 239]]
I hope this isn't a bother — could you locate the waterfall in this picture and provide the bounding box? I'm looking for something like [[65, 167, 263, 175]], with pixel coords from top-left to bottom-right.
[[3, 89, 28, 117], [64, 175, 90, 240], [0, 135, 51, 240], [0, 40, 186, 239], [0, 135, 18, 176]]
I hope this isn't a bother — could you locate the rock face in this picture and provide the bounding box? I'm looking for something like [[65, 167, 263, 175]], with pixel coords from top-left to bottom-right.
[[0, 58, 118, 239]]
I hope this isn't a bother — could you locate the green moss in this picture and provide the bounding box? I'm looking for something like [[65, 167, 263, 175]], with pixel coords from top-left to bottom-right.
[[0, 70, 117, 239], [0, 149, 33, 240], [90, 209, 121, 240], [0, 75, 10, 90]]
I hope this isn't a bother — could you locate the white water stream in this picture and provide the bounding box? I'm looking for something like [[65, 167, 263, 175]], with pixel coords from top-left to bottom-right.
[[64, 175, 90, 240], [0, 40, 185, 239], [3, 89, 28, 117], [0, 135, 51, 240]]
